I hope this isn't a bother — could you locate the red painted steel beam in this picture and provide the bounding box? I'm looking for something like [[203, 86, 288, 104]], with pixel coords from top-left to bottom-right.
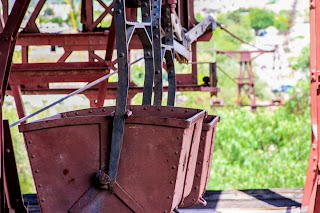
[[81, 0, 93, 32], [302, 0, 318, 208], [96, 18, 116, 107], [10, 85, 26, 123], [3, 120, 28, 212], [1, 0, 8, 23], [15, 31, 211, 53], [304, 0, 320, 212], [23, 0, 46, 33], [0, 0, 31, 210], [6, 84, 220, 97]]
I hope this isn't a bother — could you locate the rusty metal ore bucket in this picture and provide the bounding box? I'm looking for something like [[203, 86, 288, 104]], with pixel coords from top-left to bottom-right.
[[19, 105, 208, 212], [179, 115, 220, 208]]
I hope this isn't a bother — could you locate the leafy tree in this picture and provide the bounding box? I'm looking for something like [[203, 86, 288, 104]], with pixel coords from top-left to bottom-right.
[[214, 10, 254, 51], [217, 10, 251, 28], [249, 8, 275, 33], [44, 8, 54, 16], [51, 17, 64, 26], [292, 46, 310, 72], [274, 15, 290, 33]]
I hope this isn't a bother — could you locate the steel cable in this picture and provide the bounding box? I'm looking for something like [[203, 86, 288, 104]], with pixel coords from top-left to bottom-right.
[[10, 57, 144, 127]]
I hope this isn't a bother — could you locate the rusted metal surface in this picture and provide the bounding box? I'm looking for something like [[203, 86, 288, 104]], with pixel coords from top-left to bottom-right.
[[19, 105, 209, 212], [302, 0, 320, 212], [3, 120, 28, 212], [0, 0, 31, 210], [180, 115, 220, 208]]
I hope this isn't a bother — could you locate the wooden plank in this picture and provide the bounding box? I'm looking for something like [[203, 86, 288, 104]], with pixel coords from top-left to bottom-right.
[[189, 188, 302, 210], [22, 188, 303, 212]]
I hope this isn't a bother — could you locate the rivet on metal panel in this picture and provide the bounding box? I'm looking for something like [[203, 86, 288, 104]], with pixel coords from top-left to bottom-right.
[[119, 53, 124, 57], [158, 108, 161, 111], [170, 181, 173, 184], [142, 2, 147, 7], [38, 184, 42, 188], [6, 149, 10, 153], [31, 155, 35, 158], [167, 196, 171, 199], [117, 9, 122, 14], [201, 137, 205, 140], [177, 137, 179, 140], [164, 211, 168, 213], [144, 107, 148, 110], [196, 174, 200, 177], [154, 35, 159, 39], [28, 141, 32, 144], [75, 112, 79, 115], [61, 114, 64, 118], [314, 167, 317, 172], [130, 107, 133, 111], [192, 198, 196, 202], [174, 151, 178, 155], [314, 156, 317, 161], [185, 110, 189, 112], [143, 13, 149, 17], [41, 199, 45, 202], [194, 186, 198, 189], [35, 170, 39, 173], [198, 162, 201, 165], [102, 109, 106, 112], [125, 110, 133, 118], [171, 109, 175, 111], [89, 110, 93, 113], [155, 70, 160, 74], [110, 111, 115, 117], [199, 149, 203, 153], [172, 166, 176, 169]]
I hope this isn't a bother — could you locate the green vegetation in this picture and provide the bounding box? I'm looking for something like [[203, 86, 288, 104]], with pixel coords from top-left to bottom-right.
[[249, 8, 275, 32], [274, 11, 290, 33], [208, 81, 310, 189], [292, 46, 310, 73]]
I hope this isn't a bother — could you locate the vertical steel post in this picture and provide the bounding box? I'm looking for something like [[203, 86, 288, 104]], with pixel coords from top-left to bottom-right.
[[11, 84, 26, 123], [305, 0, 317, 209], [152, 0, 163, 105], [304, 0, 320, 212], [0, 0, 31, 210], [81, 0, 93, 32]]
